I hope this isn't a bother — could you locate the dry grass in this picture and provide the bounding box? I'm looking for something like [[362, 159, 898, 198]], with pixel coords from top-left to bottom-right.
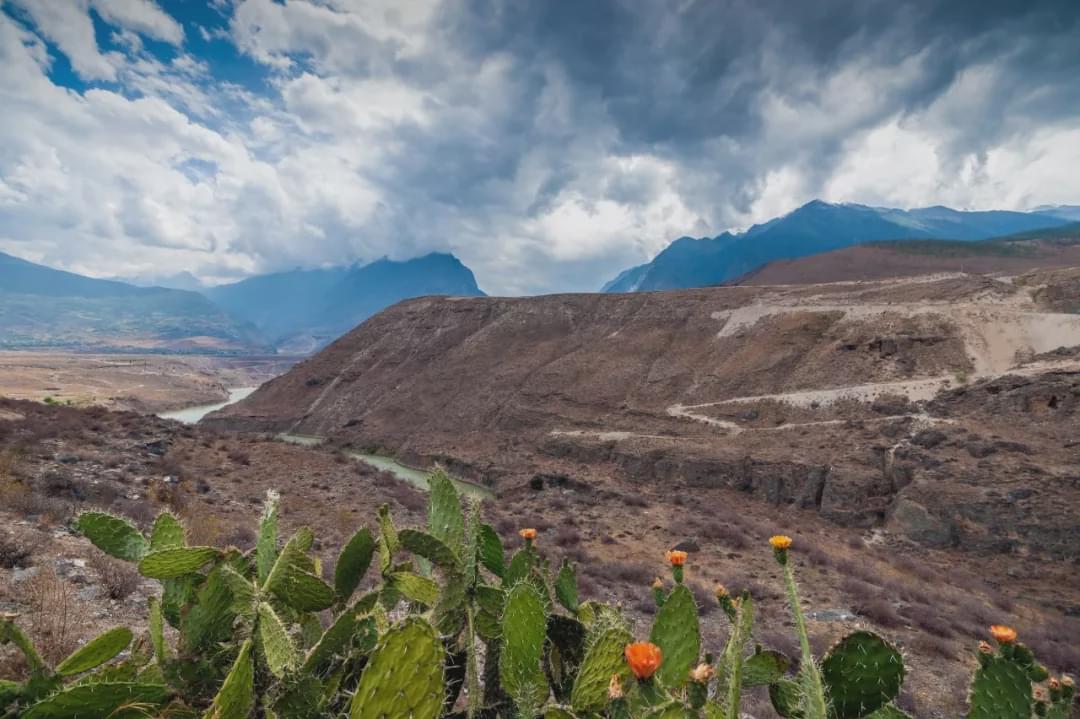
[[20, 565, 87, 667], [88, 553, 142, 601]]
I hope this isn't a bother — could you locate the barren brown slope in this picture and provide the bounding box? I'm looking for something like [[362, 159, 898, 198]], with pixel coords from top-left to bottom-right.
[[730, 238, 1080, 286], [208, 270, 1080, 562]]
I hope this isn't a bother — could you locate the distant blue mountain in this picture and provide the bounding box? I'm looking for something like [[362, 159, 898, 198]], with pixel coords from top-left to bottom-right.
[[208, 253, 485, 351], [602, 201, 1071, 292], [0, 251, 262, 352]]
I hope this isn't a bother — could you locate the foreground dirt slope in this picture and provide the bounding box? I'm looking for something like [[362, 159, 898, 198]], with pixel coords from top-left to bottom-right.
[[210, 269, 1080, 563], [1, 398, 1077, 718]]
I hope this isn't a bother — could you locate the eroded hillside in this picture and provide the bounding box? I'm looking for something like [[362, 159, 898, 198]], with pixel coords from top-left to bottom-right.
[[210, 269, 1080, 563]]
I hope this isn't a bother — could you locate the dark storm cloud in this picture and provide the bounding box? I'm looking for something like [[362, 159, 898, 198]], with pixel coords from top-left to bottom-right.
[[424, 0, 1079, 175]]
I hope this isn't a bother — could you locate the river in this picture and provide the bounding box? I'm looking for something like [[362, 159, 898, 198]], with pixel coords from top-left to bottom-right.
[[157, 387, 256, 423], [279, 433, 493, 501]]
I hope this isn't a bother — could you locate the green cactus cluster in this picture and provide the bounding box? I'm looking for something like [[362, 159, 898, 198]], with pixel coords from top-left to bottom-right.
[[0, 472, 1075, 719]]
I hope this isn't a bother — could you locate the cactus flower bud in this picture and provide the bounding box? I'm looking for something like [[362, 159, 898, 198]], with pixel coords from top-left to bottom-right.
[[770, 534, 792, 565], [769, 535, 793, 550], [978, 640, 993, 654], [624, 642, 663, 680], [990, 625, 1017, 644], [1061, 675, 1074, 687], [666, 550, 688, 566], [651, 577, 664, 590], [607, 673, 624, 700], [714, 584, 728, 598], [519, 528, 537, 541], [689, 663, 714, 684], [1049, 678, 1060, 690]]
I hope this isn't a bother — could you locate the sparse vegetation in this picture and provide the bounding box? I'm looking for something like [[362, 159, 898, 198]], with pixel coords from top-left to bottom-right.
[[0, 475, 1073, 718]]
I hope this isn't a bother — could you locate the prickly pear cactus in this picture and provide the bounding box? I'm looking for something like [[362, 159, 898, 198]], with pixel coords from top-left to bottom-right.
[[349, 617, 445, 719], [571, 616, 633, 713], [205, 639, 255, 719], [148, 512, 186, 551], [649, 583, 700, 687], [74, 512, 148, 562], [334, 527, 375, 599], [138, 546, 221, 579], [54, 627, 132, 677], [966, 654, 1033, 719], [500, 582, 550, 717], [21, 682, 168, 719], [820, 631, 905, 719], [428, 469, 465, 553]]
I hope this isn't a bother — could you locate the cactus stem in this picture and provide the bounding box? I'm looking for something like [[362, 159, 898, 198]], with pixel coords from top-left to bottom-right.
[[780, 560, 828, 719]]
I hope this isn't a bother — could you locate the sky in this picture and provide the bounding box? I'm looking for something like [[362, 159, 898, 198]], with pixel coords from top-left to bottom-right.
[[1, 0, 1078, 295]]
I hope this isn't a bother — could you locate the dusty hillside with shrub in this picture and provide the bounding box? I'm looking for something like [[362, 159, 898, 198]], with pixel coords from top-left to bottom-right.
[[1, 399, 1078, 717]]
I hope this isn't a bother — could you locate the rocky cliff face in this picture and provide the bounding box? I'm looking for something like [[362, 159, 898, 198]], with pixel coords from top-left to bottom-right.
[[210, 270, 1080, 558]]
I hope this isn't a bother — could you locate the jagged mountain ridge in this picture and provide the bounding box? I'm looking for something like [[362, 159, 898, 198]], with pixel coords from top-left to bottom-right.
[[603, 200, 1073, 292], [206, 252, 486, 352]]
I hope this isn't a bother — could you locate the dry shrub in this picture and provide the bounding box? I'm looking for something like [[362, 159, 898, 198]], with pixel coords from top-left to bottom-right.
[[220, 525, 257, 551], [88, 553, 141, 601], [0, 531, 36, 569], [21, 566, 86, 666], [184, 513, 225, 547]]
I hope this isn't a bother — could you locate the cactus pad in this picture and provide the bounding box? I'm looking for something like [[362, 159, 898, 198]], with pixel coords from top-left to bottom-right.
[[821, 631, 905, 719], [743, 649, 790, 687], [205, 639, 255, 719], [865, 705, 913, 719], [770, 678, 805, 719], [334, 527, 375, 599], [389, 571, 440, 606], [571, 616, 633, 712], [478, 523, 505, 578], [74, 512, 148, 562], [428, 469, 465, 553], [256, 490, 281, 584], [138, 546, 220, 579], [399, 529, 461, 571], [349, 617, 445, 719], [649, 583, 700, 687], [149, 512, 186, 551], [21, 682, 167, 719], [966, 654, 1033, 719], [54, 627, 132, 676], [500, 582, 550, 716], [258, 602, 297, 678], [555, 560, 579, 613]]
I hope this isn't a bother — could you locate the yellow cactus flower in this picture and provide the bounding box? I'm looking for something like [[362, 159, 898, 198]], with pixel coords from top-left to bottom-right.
[[769, 535, 793, 550]]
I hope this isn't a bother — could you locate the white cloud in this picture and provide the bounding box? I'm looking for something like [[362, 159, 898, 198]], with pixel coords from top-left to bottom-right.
[[7, 0, 120, 80], [91, 0, 184, 45]]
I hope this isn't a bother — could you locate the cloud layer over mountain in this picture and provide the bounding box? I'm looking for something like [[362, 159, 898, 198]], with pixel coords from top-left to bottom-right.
[[1, 0, 1078, 295]]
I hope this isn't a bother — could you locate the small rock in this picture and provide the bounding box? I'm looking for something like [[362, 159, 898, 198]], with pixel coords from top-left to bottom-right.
[[911, 430, 946, 449], [78, 586, 101, 601], [12, 567, 38, 583], [672, 538, 700, 553], [965, 440, 997, 458], [54, 452, 79, 464]]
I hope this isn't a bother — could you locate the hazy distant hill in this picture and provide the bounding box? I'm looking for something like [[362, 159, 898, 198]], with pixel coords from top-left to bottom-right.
[[207, 253, 485, 352], [0, 251, 263, 352], [603, 201, 1071, 292]]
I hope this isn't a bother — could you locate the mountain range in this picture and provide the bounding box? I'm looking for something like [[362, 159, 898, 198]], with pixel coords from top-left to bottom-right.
[[206, 253, 485, 353], [0, 251, 484, 354], [602, 201, 1080, 292]]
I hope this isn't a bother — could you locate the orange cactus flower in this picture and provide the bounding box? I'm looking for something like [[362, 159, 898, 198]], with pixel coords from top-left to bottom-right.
[[769, 535, 793, 550], [666, 550, 688, 566], [990, 625, 1017, 644], [519, 528, 537, 541], [714, 584, 728, 598], [624, 642, 663, 680], [1049, 677, 1060, 691]]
